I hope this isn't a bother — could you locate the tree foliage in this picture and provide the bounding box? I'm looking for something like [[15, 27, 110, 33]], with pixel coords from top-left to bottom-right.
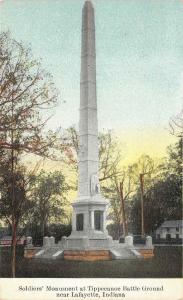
[[130, 139, 182, 234], [61, 126, 122, 182], [0, 31, 58, 158], [27, 170, 69, 238], [0, 159, 33, 228]]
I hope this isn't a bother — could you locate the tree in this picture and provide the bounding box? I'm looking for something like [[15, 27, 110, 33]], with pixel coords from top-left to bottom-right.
[[102, 165, 137, 237], [102, 155, 155, 237], [165, 138, 182, 178], [136, 155, 154, 236], [0, 31, 58, 156], [126, 155, 155, 236], [28, 170, 69, 239], [0, 158, 35, 276], [169, 110, 183, 138], [98, 131, 122, 182], [61, 126, 122, 181], [130, 140, 182, 235], [0, 32, 58, 277]]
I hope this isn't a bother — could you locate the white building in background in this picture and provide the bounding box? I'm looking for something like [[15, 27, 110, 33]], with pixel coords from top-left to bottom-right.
[[156, 220, 183, 240]]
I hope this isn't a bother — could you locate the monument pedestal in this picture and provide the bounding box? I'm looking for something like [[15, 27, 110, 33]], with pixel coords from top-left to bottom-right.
[[66, 194, 113, 250]]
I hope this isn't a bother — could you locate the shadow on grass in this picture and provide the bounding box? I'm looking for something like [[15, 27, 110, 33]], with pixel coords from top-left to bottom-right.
[[0, 246, 182, 278]]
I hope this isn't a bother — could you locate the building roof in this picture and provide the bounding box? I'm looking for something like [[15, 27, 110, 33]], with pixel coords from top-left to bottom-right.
[[159, 220, 183, 228]]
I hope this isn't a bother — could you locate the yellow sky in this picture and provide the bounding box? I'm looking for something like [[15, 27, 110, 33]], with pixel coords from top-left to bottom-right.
[[117, 127, 177, 166]]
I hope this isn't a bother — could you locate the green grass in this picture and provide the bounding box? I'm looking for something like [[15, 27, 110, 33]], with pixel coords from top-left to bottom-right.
[[0, 246, 182, 278]]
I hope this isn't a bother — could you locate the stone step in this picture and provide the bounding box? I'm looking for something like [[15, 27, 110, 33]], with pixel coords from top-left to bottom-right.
[[52, 250, 64, 259], [35, 247, 63, 259], [35, 249, 45, 257], [110, 248, 138, 260]]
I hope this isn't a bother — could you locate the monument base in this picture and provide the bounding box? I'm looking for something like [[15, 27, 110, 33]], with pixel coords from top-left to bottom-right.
[[64, 235, 113, 250], [64, 250, 111, 261], [24, 235, 154, 260]]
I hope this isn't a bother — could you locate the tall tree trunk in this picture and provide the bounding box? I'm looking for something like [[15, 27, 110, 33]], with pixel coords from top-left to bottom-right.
[[119, 182, 128, 236], [11, 221, 17, 278], [11, 97, 16, 278], [42, 201, 46, 237], [140, 174, 145, 237], [42, 221, 44, 238]]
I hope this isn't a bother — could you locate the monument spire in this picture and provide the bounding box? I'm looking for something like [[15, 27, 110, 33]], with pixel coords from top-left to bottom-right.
[[78, 0, 99, 199]]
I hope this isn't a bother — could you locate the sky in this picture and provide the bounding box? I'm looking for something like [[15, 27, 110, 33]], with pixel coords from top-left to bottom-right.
[[0, 0, 182, 162]]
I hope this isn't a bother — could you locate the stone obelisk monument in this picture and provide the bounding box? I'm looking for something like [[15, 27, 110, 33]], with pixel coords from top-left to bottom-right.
[[67, 0, 112, 249], [25, 1, 153, 261]]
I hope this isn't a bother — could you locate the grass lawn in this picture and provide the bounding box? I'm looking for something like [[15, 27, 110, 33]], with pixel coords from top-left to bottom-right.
[[0, 246, 182, 278]]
